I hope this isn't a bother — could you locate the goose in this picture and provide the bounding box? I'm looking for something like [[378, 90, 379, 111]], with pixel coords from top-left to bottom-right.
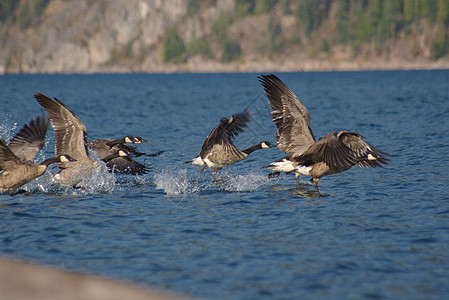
[[259, 74, 389, 193], [187, 110, 275, 176], [87, 136, 163, 175], [88, 136, 148, 158], [0, 116, 75, 195], [34, 93, 99, 188], [101, 149, 129, 164]]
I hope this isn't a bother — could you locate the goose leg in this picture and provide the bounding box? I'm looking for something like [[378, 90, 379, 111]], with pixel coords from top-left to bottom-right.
[[295, 172, 302, 183], [312, 177, 321, 194]]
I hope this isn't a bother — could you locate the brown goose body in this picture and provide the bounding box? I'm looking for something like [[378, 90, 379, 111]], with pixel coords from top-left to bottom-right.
[[0, 117, 75, 195], [259, 74, 389, 193], [34, 93, 95, 187], [187, 111, 274, 176]]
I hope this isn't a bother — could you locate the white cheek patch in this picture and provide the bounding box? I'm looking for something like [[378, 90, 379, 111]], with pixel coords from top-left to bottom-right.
[[367, 154, 376, 160], [295, 165, 312, 176]]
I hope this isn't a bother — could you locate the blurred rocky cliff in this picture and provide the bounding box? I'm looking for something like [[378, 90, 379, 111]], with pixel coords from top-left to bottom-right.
[[1, 0, 448, 74]]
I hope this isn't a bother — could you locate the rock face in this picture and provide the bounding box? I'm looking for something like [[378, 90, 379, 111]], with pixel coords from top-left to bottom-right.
[[0, 0, 448, 74], [0, 0, 238, 73]]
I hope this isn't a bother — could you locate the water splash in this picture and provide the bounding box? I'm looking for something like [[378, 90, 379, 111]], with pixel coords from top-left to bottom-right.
[[154, 169, 203, 195], [26, 159, 116, 195], [215, 172, 271, 192], [0, 121, 17, 141], [154, 168, 271, 195], [73, 160, 116, 195]]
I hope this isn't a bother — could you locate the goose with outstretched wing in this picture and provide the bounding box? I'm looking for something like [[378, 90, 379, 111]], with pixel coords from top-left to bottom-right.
[[0, 116, 75, 195], [34, 93, 96, 188], [259, 74, 389, 193], [187, 110, 274, 176]]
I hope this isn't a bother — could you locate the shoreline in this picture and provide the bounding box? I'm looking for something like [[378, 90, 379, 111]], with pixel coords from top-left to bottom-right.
[[2, 58, 449, 75]]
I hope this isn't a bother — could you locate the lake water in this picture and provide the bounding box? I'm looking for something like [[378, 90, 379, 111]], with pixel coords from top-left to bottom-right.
[[1, 70, 449, 299]]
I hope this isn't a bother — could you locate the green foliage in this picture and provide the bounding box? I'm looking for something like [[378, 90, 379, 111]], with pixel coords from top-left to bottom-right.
[[187, 0, 201, 16], [296, 0, 332, 36], [211, 12, 233, 40], [187, 37, 213, 58], [235, 0, 254, 18], [255, 0, 277, 14], [0, 0, 18, 23], [187, 0, 217, 16], [268, 15, 285, 52], [221, 38, 241, 62], [279, 0, 292, 14], [419, 0, 437, 22], [321, 39, 330, 53], [161, 28, 186, 63], [436, 0, 449, 25], [268, 14, 281, 43], [33, 0, 50, 18], [235, 0, 277, 18], [17, 4, 32, 28], [403, 0, 416, 24], [379, 0, 402, 40], [335, 0, 352, 43], [430, 24, 448, 59], [2, 0, 50, 27]]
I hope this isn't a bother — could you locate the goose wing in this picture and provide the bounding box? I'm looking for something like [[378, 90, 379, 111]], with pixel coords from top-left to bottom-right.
[[34, 93, 89, 163], [87, 139, 114, 158], [199, 110, 252, 158], [8, 116, 48, 163], [295, 132, 358, 169], [337, 131, 389, 167], [105, 157, 150, 175], [0, 139, 23, 171], [259, 74, 315, 157]]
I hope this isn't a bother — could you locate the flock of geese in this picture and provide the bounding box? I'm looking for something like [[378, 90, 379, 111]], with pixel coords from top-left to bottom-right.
[[1, 74, 389, 196]]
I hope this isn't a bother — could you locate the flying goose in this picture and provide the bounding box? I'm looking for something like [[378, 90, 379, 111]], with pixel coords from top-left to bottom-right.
[[187, 110, 275, 176], [89, 136, 148, 158], [259, 74, 389, 193], [0, 116, 75, 195], [34, 93, 100, 188], [87, 136, 163, 175]]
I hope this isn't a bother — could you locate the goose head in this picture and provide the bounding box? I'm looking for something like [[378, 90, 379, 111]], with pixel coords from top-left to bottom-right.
[[124, 136, 147, 144], [260, 141, 275, 149], [59, 154, 77, 163], [117, 150, 128, 157]]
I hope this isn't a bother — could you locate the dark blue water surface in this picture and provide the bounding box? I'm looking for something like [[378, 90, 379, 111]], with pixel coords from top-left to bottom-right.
[[1, 71, 449, 299]]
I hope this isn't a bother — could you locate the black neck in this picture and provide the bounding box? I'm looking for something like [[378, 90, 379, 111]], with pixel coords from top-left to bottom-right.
[[39, 156, 60, 167], [243, 144, 262, 155], [102, 152, 124, 163]]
